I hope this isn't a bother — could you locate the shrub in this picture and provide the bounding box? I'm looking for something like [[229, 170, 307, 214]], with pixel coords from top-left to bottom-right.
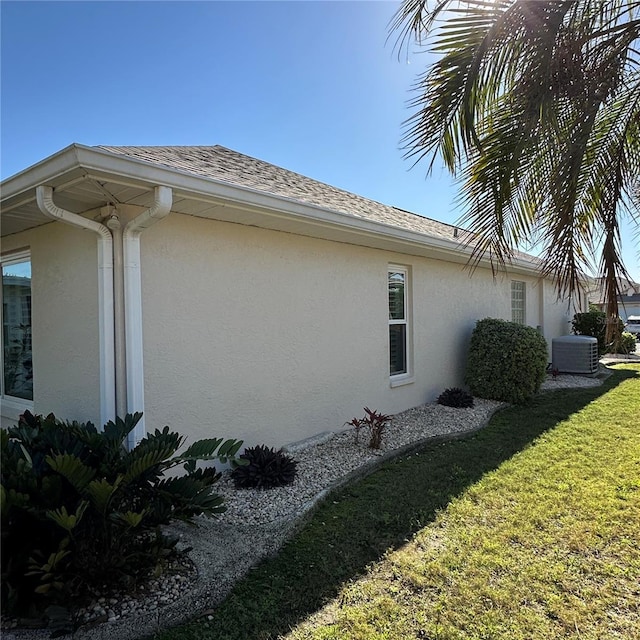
[[231, 445, 298, 489], [465, 318, 548, 404], [345, 407, 392, 449], [615, 331, 637, 354], [1, 411, 243, 621], [437, 387, 474, 408], [572, 308, 624, 355]]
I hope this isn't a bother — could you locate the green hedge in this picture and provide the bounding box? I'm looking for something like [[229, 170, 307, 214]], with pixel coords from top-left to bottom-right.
[[465, 318, 548, 404], [572, 308, 624, 355]]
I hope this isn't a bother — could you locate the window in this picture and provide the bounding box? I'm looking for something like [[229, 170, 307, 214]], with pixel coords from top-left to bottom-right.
[[511, 280, 526, 325], [2, 252, 33, 402], [389, 267, 409, 376]]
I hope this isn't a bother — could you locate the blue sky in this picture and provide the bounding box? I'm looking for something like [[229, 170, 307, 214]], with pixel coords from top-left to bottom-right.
[[1, 0, 638, 282]]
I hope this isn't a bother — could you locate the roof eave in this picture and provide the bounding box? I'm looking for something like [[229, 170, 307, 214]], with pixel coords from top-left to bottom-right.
[[1, 145, 543, 277], [2, 144, 86, 202]]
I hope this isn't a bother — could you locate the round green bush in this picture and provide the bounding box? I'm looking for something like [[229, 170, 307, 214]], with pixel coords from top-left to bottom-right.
[[465, 318, 548, 404], [616, 331, 637, 354]]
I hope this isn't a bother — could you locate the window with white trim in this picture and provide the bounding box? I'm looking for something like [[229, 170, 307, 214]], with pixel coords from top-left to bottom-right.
[[511, 280, 526, 325], [389, 266, 409, 376], [1, 252, 33, 402]]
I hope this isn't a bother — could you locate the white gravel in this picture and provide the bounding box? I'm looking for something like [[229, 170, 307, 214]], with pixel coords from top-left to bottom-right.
[[215, 397, 504, 526], [540, 372, 604, 390], [216, 372, 605, 527]]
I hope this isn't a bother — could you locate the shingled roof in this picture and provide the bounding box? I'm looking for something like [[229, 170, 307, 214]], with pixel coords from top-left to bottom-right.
[[98, 145, 468, 244]]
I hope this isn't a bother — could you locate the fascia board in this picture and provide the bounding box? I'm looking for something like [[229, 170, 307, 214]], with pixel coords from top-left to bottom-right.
[[2, 144, 544, 277], [1, 144, 85, 203], [73, 147, 546, 276]]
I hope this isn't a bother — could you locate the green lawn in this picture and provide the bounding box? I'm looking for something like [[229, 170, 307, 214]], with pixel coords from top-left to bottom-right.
[[156, 365, 640, 640]]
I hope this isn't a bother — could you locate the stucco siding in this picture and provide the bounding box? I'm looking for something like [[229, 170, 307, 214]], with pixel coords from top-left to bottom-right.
[[541, 278, 575, 351], [138, 213, 573, 449], [140, 214, 383, 446], [1, 222, 101, 427], [1, 212, 580, 444]]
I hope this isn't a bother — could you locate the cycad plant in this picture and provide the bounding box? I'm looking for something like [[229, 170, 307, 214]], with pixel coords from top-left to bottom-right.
[[1, 410, 243, 621], [391, 0, 640, 342]]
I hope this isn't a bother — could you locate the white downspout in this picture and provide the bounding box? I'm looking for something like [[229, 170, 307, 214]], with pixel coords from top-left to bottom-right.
[[36, 185, 116, 428], [124, 186, 172, 448], [106, 214, 127, 419]]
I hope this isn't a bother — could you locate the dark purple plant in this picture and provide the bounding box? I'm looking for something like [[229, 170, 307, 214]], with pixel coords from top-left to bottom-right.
[[346, 407, 392, 449]]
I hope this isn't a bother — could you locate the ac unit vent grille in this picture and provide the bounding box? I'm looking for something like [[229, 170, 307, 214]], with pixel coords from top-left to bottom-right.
[[552, 336, 599, 375]]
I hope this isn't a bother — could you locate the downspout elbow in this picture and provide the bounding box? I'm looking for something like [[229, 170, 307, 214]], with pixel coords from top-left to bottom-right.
[[36, 186, 112, 243], [124, 185, 172, 237]]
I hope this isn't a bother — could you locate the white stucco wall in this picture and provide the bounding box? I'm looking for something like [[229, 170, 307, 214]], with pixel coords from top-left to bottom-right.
[[138, 213, 575, 449], [540, 277, 578, 348], [1, 211, 579, 443], [1, 222, 101, 428]]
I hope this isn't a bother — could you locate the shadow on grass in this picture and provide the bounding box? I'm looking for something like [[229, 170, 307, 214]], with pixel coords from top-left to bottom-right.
[[157, 366, 638, 640]]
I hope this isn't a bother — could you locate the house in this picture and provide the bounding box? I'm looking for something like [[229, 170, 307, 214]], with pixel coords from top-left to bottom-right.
[[619, 294, 640, 323], [1, 145, 584, 447], [587, 277, 640, 322]]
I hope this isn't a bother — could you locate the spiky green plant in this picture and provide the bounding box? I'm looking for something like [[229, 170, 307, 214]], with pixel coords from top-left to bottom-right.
[[1, 411, 242, 621]]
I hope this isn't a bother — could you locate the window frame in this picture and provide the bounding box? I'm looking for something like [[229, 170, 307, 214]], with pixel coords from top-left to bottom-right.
[[388, 265, 413, 386], [1, 249, 34, 419], [511, 280, 526, 325]]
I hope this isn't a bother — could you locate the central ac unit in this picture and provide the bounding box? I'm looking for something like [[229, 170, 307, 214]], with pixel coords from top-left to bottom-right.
[[552, 335, 599, 375]]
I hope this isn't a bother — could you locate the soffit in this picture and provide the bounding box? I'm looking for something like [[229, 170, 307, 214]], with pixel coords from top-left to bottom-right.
[[0, 144, 541, 275], [1, 178, 222, 237], [1, 174, 473, 266]]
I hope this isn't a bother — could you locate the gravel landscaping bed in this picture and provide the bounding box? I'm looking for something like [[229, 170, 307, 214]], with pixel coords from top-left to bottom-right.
[[215, 397, 504, 526], [0, 553, 198, 634], [539, 371, 605, 390], [213, 371, 604, 528]]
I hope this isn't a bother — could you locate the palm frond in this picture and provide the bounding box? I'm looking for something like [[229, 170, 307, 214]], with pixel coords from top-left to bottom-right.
[[392, 0, 640, 331]]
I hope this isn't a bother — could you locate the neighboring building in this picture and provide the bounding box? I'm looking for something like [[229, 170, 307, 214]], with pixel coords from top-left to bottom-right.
[[587, 276, 640, 321], [620, 294, 640, 323], [0, 144, 584, 446]]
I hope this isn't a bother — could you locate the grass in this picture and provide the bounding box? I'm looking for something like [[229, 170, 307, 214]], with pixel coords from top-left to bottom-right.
[[155, 365, 640, 640]]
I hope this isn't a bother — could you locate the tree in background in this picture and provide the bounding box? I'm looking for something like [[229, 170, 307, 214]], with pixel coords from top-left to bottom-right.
[[391, 0, 639, 342]]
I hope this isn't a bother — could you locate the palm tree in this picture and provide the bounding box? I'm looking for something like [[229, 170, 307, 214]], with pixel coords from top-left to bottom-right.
[[391, 0, 640, 343]]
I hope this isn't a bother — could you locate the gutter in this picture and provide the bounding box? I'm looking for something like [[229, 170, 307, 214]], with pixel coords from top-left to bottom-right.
[[124, 186, 172, 448], [35, 185, 116, 427], [5, 144, 84, 200], [5, 145, 545, 279]]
